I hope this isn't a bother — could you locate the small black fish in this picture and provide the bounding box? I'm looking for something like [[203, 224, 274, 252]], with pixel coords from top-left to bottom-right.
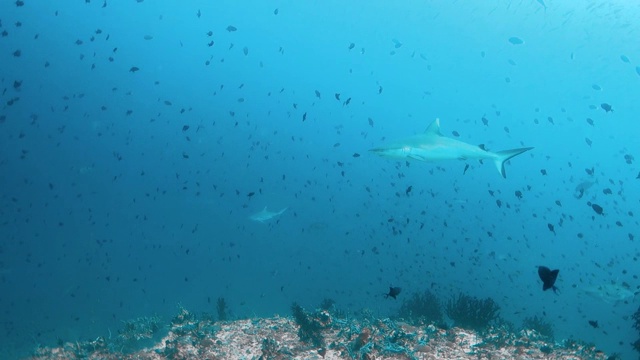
[[588, 202, 604, 215], [463, 164, 470, 174], [538, 266, 559, 294], [600, 103, 613, 112], [384, 286, 401, 299], [129, 66, 140, 72], [588, 320, 598, 328]]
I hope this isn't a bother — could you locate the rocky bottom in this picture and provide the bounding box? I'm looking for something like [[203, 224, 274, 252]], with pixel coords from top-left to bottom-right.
[[28, 308, 611, 360]]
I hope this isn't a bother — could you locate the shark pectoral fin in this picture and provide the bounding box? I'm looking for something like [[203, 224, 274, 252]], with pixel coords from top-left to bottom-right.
[[493, 147, 534, 178], [408, 154, 428, 161]]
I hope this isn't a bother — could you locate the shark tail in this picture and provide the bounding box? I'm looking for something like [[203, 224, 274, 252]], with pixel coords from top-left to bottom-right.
[[493, 147, 534, 178]]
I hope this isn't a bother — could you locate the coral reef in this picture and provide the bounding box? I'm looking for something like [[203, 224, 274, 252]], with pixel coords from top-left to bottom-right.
[[216, 297, 228, 321], [633, 305, 640, 355], [27, 306, 612, 360], [445, 293, 501, 331], [290, 302, 329, 349], [397, 290, 444, 326], [522, 315, 554, 340]]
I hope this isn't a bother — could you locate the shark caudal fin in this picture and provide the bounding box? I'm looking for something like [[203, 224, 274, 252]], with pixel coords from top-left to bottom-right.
[[493, 147, 534, 178]]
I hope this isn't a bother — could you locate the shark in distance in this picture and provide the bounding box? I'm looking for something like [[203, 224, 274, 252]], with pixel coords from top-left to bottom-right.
[[369, 118, 533, 178], [583, 281, 640, 305], [249, 206, 288, 223]]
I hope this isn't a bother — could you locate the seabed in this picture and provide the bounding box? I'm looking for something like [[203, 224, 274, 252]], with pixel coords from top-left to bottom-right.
[[28, 307, 610, 360]]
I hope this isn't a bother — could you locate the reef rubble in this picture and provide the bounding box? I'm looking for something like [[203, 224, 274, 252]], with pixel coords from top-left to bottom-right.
[[28, 309, 611, 360]]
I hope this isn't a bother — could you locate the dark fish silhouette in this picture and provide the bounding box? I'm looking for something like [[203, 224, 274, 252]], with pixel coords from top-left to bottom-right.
[[588, 320, 598, 328], [384, 286, 401, 299], [538, 266, 559, 294], [600, 103, 613, 112]]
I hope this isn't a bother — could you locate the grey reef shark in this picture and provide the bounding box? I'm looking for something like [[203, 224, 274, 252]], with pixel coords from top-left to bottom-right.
[[249, 206, 288, 223], [369, 118, 533, 178]]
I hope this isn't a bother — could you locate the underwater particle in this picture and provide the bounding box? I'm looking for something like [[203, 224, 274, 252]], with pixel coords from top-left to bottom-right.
[[392, 38, 402, 48], [591, 84, 601, 91], [624, 154, 634, 164], [537, 266, 559, 293], [243, 46, 248, 55], [129, 66, 139, 72], [274, 8, 278, 15], [143, 35, 153, 40], [636, 66, 640, 76], [600, 103, 613, 112], [368, 117, 374, 127], [13, 49, 21, 57], [620, 54, 630, 63], [226, 25, 237, 32], [508, 37, 524, 45], [384, 286, 401, 299]]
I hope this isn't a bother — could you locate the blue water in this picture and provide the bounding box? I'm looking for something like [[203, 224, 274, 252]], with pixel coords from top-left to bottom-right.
[[1, 0, 640, 358]]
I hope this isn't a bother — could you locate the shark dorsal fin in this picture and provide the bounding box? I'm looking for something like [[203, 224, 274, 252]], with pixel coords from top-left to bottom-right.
[[424, 118, 442, 136]]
